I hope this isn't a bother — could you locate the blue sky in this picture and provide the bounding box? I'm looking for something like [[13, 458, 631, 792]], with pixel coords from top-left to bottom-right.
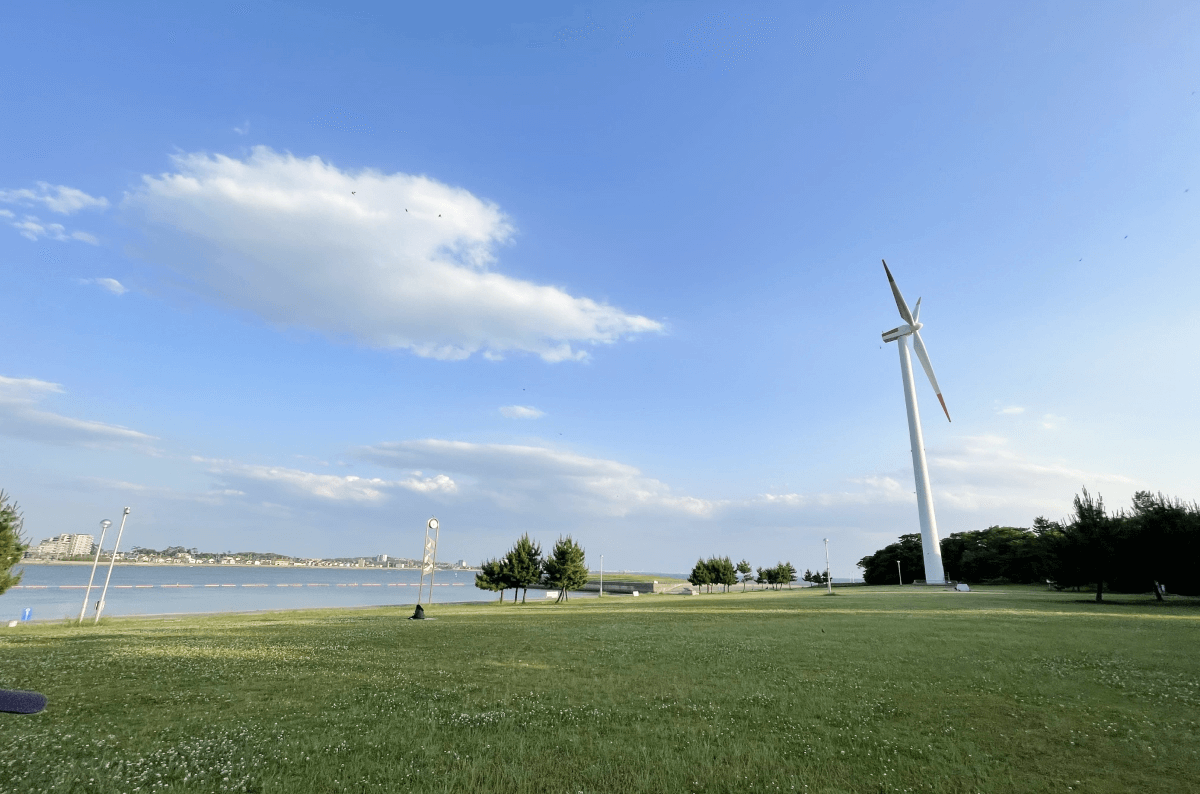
[[1, 2, 1197, 576]]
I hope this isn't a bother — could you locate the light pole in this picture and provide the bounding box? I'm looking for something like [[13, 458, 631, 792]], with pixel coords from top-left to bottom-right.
[[897, 560, 902, 585], [95, 507, 130, 624], [824, 538, 832, 594], [79, 519, 111, 624], [599, 555, 603, 598]]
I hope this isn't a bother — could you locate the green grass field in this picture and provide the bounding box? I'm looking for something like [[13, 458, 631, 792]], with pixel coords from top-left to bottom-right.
[[1, 586, 1197, 793]]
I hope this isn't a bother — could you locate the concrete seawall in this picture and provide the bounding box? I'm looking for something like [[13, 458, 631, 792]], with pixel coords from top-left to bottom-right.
[[579, 581, 662, 594]]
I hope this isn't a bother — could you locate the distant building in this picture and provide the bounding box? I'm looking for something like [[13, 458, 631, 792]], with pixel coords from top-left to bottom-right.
[[457, 560, 467, 568], [31, 534, 95, 559]]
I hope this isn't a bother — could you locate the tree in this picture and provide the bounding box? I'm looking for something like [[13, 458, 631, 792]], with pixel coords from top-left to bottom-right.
[[940, 526, 1041, 584], [0, 491, 27, 596], [856, 533, 924, 585], [705, 556, 737, 593], [1069, 488, 1119, 603], [543, 536, 588, 603], [736, 559, 752, 591], [505, 534, 544, 604], [475, 558, 506, 601], [1125, 491, 1200, 597], [688, 558, 712, 591]]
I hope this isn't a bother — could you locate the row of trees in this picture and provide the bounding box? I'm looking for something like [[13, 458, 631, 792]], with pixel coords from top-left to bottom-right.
[[857, 489, 1200, 600], [474, 534, 589, 604], [687, 557, 822, 592]]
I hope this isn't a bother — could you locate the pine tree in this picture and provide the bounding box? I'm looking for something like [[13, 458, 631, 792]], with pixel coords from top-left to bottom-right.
[[736, 559, 752, 591], [543, 536, 587, 603], [505, 534, 544, 604], [475, 558, 506, 601], [0, 491, 27, 596]]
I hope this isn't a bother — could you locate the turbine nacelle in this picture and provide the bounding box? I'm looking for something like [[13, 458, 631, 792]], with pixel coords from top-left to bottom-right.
[[881, 321, 922, 343]]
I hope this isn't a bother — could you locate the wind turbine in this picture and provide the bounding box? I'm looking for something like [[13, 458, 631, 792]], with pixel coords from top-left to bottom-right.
[[880, 260, 949, 585]]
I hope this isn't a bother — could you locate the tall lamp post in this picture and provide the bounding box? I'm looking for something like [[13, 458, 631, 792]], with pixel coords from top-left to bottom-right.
[[824, 538, 832, 594], [599, 555, 603, 598], [95, 507, 130, 624], [79, 519, 111, 624]]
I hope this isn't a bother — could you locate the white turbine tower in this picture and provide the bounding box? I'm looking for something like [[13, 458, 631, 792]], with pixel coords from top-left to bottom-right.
[[880, 260, 950, 585]]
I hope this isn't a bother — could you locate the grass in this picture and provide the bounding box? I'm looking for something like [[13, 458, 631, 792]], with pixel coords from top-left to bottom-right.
[[1, 586, 1198, 794]]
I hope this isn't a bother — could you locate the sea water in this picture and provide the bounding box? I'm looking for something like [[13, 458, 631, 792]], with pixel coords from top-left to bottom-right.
[[1, 564, 495, 621]]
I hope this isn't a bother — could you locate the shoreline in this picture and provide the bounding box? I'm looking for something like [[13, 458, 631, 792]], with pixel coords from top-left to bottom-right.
[[19, 560, 479, 572]]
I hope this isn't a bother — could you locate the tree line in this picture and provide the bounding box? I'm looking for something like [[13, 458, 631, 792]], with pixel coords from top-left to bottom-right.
[[474, 534, 588, 604], [687, 557, 827, 592], [857, 488, 1200, 600]]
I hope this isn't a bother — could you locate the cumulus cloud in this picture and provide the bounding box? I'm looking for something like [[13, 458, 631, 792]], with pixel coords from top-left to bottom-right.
[[499, 405, 544, 419], [195, 458, 457, 502], [122, 147, 662, 361], [0, 182, 109, 214], [79, 277, 128, 295], [360, 439, 716, 517], [0, 375, 154, 446], [998, 406, 1024, 415]]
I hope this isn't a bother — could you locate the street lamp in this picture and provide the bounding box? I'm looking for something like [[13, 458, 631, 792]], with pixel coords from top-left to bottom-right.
[[824, 538, 832, 595], [95, 507, 131, 624], [79, 519, 111, 624], [600, 554, 603, 598]]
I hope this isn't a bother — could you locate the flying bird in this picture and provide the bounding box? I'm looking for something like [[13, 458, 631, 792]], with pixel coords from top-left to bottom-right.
[[351, 191, 356, 195]]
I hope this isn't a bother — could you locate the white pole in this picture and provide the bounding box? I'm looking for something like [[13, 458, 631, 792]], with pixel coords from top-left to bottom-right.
[[94, 507, 130, 624], [600, 555, 603, 598], [79, 519, 110, 624], [896, 336, 946, 584], [427, 519, 440, 605], [897, 560, 903, 585], [824, 538, 832, 594]]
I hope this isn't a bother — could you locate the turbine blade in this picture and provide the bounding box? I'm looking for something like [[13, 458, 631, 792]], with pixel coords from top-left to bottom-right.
[[912, 329, 951, 422], [882, 260, 915, 324], [912, 297, 921, 322]]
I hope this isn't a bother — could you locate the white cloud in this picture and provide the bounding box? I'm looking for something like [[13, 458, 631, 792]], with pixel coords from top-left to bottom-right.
[[0, 375, 154, 446], [195, 458, 457, 502], [77, 477, 246, 505], [1041, 413, 1065, 430], [8, 214, 99, 244], [499, 405, 544, 419], [753, 434, 1137, 528], [0, 182, 109, 214], [360, 439, 716, 517], [998, 406, 1024, 415], [234, 121, 250, 135], [122, 147, 662, 361], [79, 277, 128, 295]]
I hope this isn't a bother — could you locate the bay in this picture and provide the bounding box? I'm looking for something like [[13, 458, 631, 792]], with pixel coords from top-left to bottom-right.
[[1, 564, 496, 621]]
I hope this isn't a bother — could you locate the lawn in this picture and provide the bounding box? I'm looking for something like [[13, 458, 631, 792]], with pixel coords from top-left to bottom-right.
[[1, 586, 1197, 793]]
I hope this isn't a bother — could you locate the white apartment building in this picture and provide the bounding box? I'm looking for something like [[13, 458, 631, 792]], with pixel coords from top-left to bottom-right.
[[31, 533, 95, 558]]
